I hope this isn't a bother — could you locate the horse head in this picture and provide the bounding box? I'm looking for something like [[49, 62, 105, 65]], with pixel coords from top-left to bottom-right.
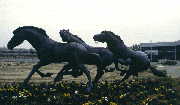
[[59, 29, 72, 42], [7, 27, 27, 50], [93, 30, 124, 44], [7, 26, 49, 50], [59, 29, 85, 43]]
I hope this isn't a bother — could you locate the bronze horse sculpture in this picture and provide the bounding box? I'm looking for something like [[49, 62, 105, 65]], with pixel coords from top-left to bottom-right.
[[7, 26, 104, 93], [93, 31, 166, 84], [59, 29, 131, 85]]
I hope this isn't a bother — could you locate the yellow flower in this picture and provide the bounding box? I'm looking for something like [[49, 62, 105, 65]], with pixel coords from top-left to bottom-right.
[[155, 88, 158, 91], [35, 88, 38, 91], [120, 95, 124, 98], [85, 103, 89, 105], [88, 101, 91, 104], [64, 93, 67, 97], [67, 87, 70, 89], [67, 93, 70, 97], [84, 95, 89, 98], [98, 100, 102, 103], [140, 92, 143, 94], [146, 98, 149, 101], [110, 102, 117, 105], [162, 86, 164, 89], [52, 89, 56, 91], [142, 102, 145, 104], [44, 94, 46, 96], [108, 83, 111, 87], [29, 93, 32, 96]]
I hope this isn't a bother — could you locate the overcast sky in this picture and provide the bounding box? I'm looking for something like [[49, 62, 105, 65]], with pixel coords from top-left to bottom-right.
[[1, 0, 180, 49]]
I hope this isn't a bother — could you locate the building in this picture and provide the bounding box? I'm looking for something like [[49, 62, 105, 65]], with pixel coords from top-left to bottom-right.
[[140, 40, 180, 60]]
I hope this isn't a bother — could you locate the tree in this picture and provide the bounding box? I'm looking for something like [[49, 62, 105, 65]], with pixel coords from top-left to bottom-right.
[[161, 47, 168, 59], [129, 44, 140, 51]]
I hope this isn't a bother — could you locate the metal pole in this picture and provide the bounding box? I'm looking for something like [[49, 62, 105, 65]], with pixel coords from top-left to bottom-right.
[[150, 40, 152, 61], [175, 46, 176, 60]]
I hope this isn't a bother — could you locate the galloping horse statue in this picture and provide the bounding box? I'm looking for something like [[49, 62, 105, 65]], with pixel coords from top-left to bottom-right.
[[7, 26, 104, 93], [93, 31, 166, 84], [59, 29, 130, 85]]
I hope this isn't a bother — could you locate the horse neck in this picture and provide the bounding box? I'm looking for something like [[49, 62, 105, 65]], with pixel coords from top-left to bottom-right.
[[24, 31, 47, 51], [70, 38, 90, 49], [107, 40, 133, 59]]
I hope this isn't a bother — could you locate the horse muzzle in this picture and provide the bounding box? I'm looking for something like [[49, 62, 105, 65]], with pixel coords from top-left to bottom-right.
[[7, 44, 13, 50]]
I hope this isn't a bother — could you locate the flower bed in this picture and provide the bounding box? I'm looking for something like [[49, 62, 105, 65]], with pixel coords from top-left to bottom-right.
[[0, 77, 179, 105]]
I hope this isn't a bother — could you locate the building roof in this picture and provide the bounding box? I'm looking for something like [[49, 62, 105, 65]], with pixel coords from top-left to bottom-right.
[[140, 40, 180, 47]]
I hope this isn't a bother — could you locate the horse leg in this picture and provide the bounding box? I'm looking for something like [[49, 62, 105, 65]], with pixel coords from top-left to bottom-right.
[[77, 64, 93, 93], [117, 73, 130, 84], [22, 61, 50, 87], [92, 68, 104, 86], [114, 59, 128, 76], [54, 64, 72, 82], [36, 70, 53, 78], [114, 59, 123, 71]]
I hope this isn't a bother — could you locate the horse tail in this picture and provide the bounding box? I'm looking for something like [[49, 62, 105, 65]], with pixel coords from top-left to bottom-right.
[[150, 65, 166, 77]]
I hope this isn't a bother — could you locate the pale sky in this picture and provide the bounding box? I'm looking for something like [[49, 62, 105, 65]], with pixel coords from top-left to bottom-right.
[[1, 0, 180, 49]]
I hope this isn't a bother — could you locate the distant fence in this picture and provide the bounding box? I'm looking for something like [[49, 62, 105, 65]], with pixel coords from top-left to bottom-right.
[[0, 58, 40, 63]]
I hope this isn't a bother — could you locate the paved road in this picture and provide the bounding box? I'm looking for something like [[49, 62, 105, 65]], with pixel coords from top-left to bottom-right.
[[151, 62, 180, 78]]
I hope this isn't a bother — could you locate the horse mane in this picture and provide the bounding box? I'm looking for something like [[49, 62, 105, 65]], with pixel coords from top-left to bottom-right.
[[63, 30, 85, 43], [13, 26, 49, 38], [71, 34, 85, 43], [104, 31, 124, 43]]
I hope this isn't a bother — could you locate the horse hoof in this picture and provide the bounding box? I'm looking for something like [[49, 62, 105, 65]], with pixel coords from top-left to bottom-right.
[[85, 84, 93, 93], [46, 72, 53, 77], [19, 84, 26, 89], [54, 76, 63, 82], [85, 87, 91, 93]]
